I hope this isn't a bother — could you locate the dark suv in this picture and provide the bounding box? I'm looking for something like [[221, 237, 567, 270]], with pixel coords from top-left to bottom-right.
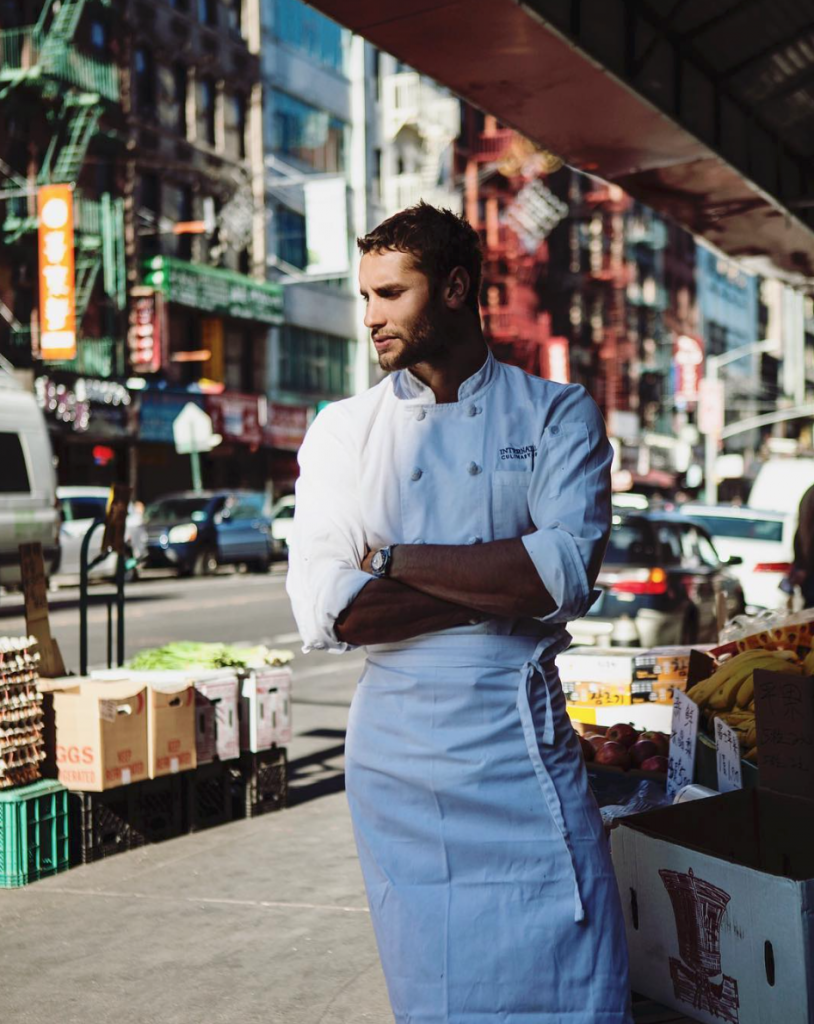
[[142, 490, 275, 576]]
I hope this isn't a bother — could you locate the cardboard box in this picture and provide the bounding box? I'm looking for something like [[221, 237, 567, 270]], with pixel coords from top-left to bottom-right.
[[147, 680, 196, 778], [239, 668, 292, 752], [633, 645, 716, 703], [566, 701, 673, 733], [611, 788, 814, 1024], [52, 680, 149, 791], [557, 647, 641, 686], [92, 668, 239, 765]]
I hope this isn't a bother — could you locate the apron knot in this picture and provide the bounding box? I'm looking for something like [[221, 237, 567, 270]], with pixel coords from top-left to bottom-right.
[[518, 656, 586, 924]]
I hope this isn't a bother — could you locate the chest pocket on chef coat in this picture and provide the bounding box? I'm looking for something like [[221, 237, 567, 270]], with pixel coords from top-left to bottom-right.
[[492, 470, 533, 539], [545, 422, 590, 500]]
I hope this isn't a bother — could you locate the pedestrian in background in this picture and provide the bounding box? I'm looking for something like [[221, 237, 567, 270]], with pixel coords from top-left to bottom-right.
[[287, 203, 631, 1023]]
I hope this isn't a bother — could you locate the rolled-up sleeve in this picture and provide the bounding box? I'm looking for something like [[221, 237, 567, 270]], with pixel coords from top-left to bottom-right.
[[521, 384, 613, 623], [286, 404, 372, 653]]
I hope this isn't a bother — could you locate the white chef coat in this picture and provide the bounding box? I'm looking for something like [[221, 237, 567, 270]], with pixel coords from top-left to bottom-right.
[[286, 349, 613, 653]]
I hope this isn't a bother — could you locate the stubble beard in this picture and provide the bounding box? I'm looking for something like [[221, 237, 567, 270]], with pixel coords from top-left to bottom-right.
[[376, 310, 448, 373]]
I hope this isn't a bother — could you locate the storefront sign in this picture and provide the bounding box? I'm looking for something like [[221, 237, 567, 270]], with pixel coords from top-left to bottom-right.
[[673, 333, 704, 404], [38, 184, 77, 361], [128, 287, 162, 374], [34, 376, 132, 437], [139, 390, 205, 444], [143, 256, 283, 325], [265, 402, 309, 452], [206, 392, 265, 447]]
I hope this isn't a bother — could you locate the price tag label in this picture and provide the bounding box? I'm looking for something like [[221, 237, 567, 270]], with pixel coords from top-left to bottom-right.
[[715, 717, 743, 793], [667, 690, 699, 798]]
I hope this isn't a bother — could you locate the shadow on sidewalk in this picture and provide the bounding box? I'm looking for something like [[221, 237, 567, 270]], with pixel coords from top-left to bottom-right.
[[0, 590, 172, 619], [287, 734, 346, 807]]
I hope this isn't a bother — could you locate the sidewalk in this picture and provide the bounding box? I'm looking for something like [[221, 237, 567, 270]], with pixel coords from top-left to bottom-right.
[[0, 676, 393, 1024]]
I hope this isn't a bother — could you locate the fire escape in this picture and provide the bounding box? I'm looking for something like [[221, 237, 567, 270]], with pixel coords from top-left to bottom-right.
[[0, 0, 126, 377], [467, 124, 565, 379]]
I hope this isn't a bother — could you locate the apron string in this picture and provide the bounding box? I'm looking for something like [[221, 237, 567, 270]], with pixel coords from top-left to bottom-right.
[[517, 656, 586, 924]]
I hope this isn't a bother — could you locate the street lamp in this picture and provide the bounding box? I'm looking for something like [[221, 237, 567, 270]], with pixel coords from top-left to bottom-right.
[[702, 338, 778, 504]]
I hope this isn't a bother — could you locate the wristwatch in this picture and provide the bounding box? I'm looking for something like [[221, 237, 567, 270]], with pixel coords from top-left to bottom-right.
[[370, 546, 394, 578]]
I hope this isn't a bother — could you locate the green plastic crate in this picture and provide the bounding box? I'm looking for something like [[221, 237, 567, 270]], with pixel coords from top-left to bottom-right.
[[0, 780, 70, 888]]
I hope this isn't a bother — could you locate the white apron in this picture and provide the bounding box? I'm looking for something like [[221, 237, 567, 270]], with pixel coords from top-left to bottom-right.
[[345, 633, 632, 1023]]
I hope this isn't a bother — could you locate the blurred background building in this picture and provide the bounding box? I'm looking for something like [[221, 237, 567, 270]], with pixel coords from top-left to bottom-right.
[[1, 0, 813, 504]]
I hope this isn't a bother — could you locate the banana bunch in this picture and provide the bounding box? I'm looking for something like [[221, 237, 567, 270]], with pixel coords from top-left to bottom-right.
[[711, 709, 758, 752], [687, 648, 802, 714]]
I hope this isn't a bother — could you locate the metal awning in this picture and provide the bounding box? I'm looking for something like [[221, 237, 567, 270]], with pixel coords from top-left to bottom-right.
[[313, 0, 814, 285]]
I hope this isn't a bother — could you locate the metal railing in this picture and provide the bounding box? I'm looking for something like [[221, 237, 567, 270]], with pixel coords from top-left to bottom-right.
[[49, 337, 123, 378], [0, 27, 118, 100], [0, 28, 39, 74]]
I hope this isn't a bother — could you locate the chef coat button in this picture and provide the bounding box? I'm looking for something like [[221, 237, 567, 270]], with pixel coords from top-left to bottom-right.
[[416, 408, 426, 421], [411, 468, 423, 481], [467, 462, 481, 475], [550, 424, 560, 436], [467, 536, 483, 545], [467, 405, 478, 417]]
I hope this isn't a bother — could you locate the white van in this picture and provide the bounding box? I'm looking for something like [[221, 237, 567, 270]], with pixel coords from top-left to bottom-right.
[[0, 368, 60, 587], [749, 458, 814, 516]]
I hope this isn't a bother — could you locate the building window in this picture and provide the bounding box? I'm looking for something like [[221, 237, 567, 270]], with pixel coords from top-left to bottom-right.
[[225, 0, 242, 34], [372, 147, 382, 198], [198, 76, 217, 146], [89, 19, 108, 54], [134, 46, 156, 117], [174, 63, 188, 137], [280, 325, 351, 397], [272, 91, 346, 173], [224, 92, 246, 160], [276, 205, 306, 269], [274, 0, 348, 73], [198, 0, 217, 27]]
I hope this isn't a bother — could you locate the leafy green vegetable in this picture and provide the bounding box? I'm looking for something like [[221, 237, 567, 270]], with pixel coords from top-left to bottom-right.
[[129, 642, 293, 671]]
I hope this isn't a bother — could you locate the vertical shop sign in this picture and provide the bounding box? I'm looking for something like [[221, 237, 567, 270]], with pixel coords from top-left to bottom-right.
[[128, 287, 162, 374], [673, 334, 704, 404], [37, 184, 77, 361]]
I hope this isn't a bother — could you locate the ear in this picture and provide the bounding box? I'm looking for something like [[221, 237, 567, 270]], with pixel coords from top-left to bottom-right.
[[443, 267, 471, 311]]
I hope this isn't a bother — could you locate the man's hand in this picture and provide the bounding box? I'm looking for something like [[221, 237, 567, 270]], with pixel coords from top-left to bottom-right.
[[361, 546, 376, 574]]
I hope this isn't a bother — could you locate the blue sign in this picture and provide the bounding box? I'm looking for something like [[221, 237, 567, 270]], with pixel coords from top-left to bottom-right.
[[139, 391, 205, 444]]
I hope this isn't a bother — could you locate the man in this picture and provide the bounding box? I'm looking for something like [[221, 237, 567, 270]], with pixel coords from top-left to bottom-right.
[[791, 483, 814, 606], [287, 203, 630, 1023]]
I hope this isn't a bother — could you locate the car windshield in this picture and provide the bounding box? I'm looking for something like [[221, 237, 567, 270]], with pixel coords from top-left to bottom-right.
[[145, 498, 210, 523], [604, 520, 657, 564], [60, 496, 108, 522], [683, 513, 783, 543]]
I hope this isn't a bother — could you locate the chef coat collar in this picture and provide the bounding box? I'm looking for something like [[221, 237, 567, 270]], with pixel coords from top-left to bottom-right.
[[392, 349, 497, 404]]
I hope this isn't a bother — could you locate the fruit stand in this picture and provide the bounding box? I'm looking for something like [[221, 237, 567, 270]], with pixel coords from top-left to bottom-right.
[[1, 639, 292, 884]]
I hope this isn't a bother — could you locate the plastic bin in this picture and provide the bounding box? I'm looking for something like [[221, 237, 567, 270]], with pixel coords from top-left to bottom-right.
[[231, 748, 288, 818], [69, 786, 145, 865], [183, 760, 233, 832], [0, 780, 69, 887]]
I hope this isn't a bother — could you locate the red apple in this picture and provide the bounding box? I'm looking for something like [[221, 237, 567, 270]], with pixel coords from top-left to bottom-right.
[[640, 755, 669, 774], [577, 735, 595, 762], [606, 723, 639, 749], [629, 739, 659, 767], [587, 733, 609, 752], [639, 730, 670, 757], [594, 741, 631, 770]]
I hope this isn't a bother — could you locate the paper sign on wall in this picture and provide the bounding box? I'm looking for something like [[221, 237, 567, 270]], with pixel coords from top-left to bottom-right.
[[667, 690, 699, 798], [715, 717, 743, 793]]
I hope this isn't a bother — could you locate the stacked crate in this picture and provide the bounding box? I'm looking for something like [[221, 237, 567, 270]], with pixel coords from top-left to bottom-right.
[[0, 636, 46, 789]]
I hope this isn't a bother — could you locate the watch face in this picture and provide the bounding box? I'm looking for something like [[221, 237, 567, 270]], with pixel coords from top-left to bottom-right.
[[371, 551, 385, 572]]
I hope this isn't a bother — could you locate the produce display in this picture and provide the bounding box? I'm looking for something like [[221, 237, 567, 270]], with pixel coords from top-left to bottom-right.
[[0, 636, 45, 790], [129, 641, 293, 672], [685, 647, 810, 761], [575, 722, 670, 775]]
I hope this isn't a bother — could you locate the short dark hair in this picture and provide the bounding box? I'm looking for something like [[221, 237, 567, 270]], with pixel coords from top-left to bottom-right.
[[357, 202, 482, 316]]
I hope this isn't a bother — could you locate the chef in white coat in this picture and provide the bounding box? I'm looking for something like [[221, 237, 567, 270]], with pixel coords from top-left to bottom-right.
[[287, 203, 631, 1023]]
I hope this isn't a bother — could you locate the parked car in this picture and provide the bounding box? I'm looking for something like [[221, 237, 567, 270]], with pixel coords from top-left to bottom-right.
[[269, 494, 295, 556], [142, 490, 274, 576], [55, 486, 146, 582], [0, 369, 60, 589], [678, 503, 796, 612], [570, 509, 746, 648]]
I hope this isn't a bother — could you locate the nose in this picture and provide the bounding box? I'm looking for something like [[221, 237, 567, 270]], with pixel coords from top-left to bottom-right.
[[364, 296, 385, 331]]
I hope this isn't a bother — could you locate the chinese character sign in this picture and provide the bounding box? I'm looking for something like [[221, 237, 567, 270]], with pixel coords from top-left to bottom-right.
[[714, 717, 742, 793], [37, 184, 76, 361], [667, 689, 699, 798]]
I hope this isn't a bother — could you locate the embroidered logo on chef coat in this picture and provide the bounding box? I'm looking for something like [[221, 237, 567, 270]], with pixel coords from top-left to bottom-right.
[[499, 444, 537, 462]]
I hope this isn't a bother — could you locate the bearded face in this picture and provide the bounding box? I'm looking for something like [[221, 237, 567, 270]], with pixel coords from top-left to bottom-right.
[[359, 250, 450, 372]]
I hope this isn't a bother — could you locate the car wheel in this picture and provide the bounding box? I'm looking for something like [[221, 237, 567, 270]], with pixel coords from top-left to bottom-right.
[[193, 546, 219, 577]]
